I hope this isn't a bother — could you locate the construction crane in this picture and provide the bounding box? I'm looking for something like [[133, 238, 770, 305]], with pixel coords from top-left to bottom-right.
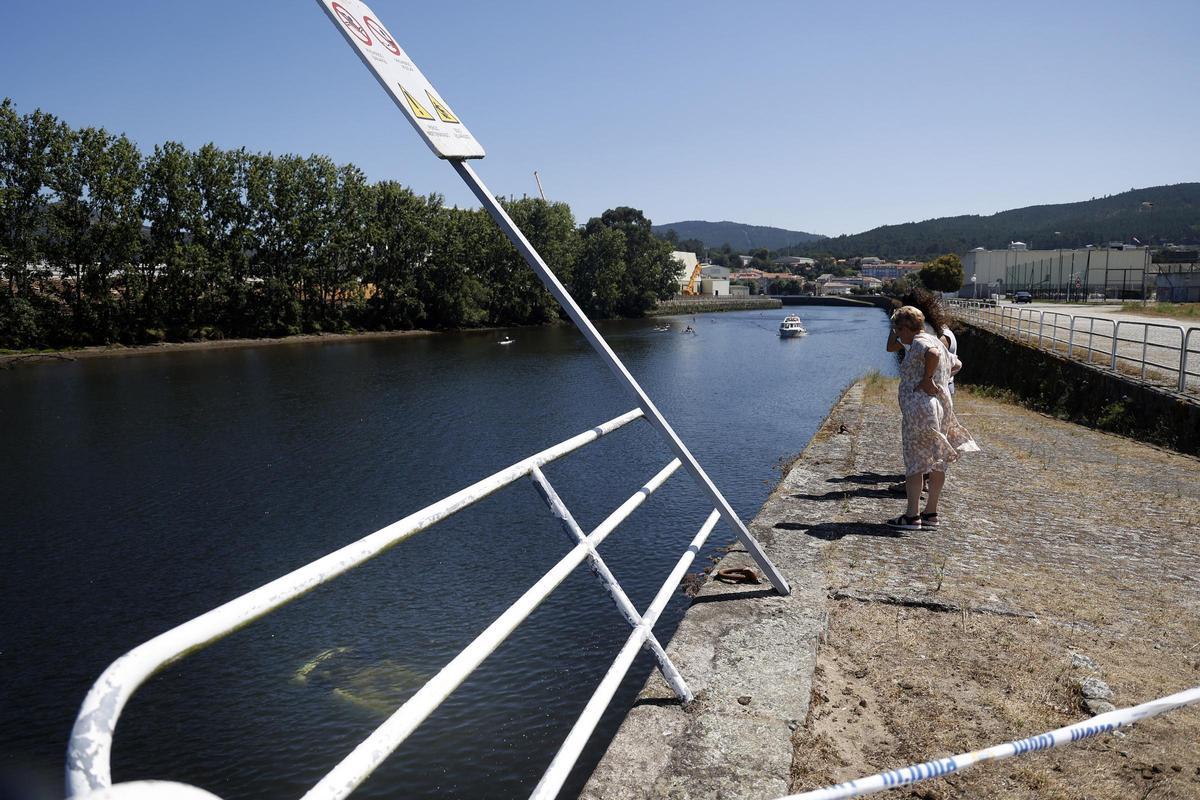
[[682, 263, 703, 296]]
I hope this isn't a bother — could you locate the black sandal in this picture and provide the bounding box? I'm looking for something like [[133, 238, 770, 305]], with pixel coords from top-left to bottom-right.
[[920, 512, 939, 528], [885, 514, 922, 530]]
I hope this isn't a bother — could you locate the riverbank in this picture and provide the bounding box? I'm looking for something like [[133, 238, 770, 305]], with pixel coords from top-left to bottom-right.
[[583, 376, 1200, 799], [0, 328, 438, 368]]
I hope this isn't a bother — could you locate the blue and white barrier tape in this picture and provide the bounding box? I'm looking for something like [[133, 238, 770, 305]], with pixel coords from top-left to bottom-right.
[[782, 685, 1200, 800]]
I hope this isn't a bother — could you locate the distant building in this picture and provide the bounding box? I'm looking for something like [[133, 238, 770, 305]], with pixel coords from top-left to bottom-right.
[[700, 278, 730, 296], [819, 282, 854, 296], [700, 265, 731, 279], [672, 251, 700, 293], [838, 275, 884, 290], [731, 269, 800, 293], [729, 284, 750, 298], [960, 246, 1150, 299], [771, 256, 816, 270], [730, 268, 765, 280], [861, 262, 922, 281]]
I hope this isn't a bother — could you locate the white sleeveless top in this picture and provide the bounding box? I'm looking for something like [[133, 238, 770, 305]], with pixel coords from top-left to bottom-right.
[[912, 323, 957, 393]]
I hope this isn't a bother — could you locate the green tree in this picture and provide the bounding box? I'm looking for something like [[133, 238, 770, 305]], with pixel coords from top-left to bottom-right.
[[191, 144, 252, 337], [363, 182, 438, 330], [140, 141, 206, 339], [475, 197, 577, 325], [586, 207, 677, 317], [919, 253, 964, 292], [0, 101, 70, 346], [573, 224, 626, 318], [417, 205, 487, 328]]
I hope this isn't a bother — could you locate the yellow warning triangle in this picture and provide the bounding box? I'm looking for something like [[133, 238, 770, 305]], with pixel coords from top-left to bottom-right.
[[425, 90, 460, 124], [399, 85, 434, 121]]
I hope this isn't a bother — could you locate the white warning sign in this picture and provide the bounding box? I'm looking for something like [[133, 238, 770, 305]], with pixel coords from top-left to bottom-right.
[[317, 0, 484, 160]]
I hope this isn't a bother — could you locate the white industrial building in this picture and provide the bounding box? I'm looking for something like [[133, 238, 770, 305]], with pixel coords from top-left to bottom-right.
[[961, 243, 1150, 300], [671, 251, 700, 293], [700, 265, 731, 279]]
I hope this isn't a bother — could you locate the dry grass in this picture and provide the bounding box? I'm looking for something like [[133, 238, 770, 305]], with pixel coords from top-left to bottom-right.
[[862, 368, 897, 404], [788, 383, 1200, 800]]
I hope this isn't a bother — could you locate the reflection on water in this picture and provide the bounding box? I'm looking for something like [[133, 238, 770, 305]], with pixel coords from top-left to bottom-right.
[[0, 308, 896, 799]]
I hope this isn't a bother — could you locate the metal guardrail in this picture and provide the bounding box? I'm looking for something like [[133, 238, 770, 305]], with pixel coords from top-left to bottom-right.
[[66, 409, 732, 800], [68, 4, 795, 799], [780, 684, 1200, 800], [948, 300, 1200, 394]]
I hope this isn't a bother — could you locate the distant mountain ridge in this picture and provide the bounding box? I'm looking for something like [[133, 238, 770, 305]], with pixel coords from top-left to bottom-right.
[[779, 182, 1200, 260], [651, 220, 825, 251]]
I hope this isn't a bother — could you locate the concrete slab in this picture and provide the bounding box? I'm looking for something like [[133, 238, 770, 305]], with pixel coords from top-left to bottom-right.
[[580, 385, 867, 800]]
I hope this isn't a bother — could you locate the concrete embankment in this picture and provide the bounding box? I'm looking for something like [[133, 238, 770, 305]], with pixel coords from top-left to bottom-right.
[[583, 377, 1200, 799], [775, 295, 894, 311], [650, 297, 782, 315], [0, 328, 437, 368]]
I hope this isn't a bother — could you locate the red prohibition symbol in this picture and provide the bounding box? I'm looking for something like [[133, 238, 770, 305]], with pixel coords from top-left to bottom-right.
[[364, 17, 402, 56], [332, 2, 372, 46]]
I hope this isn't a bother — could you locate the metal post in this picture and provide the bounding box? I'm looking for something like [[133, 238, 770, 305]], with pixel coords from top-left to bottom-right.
[[528, 466, 693, 701], [1111, 322, 1120, 371], [1140, 326, 1149, 379], [451, 159, 790, 595], [1182, 328, 1193, 393], [1068, 315, 1075, 359]]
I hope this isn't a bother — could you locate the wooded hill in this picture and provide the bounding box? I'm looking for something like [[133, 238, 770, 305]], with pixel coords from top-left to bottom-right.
[[778, 183, 1200, 260], [651, 220, 825, 251]]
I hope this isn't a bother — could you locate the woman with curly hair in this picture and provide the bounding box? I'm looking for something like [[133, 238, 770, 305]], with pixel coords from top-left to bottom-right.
[[891, 287, 958, 393], [884, 305, 979, 530]]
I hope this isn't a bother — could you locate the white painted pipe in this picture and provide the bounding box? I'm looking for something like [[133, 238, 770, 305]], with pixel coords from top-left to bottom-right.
[[529, 466, 692, 702], [529, 510, 721, 800], [302, 460, 682, 800], [66, 410, 644, 797]]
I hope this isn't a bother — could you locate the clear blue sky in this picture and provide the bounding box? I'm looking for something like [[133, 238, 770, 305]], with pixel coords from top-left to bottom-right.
[[3, 0, 1197, 237]]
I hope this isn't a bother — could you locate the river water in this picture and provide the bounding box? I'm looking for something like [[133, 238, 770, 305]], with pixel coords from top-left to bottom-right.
[[0, 307, 896, 800]]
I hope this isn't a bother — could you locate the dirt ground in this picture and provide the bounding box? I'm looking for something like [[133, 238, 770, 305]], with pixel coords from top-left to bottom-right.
[[788, 377, 1200, 799]]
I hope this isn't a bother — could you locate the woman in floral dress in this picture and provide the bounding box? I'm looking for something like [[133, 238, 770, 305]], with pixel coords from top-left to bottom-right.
[[886, 306, 979, 530]]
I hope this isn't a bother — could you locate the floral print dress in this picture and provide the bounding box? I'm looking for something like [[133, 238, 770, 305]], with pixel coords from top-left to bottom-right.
[[898, 332, 979, 476]]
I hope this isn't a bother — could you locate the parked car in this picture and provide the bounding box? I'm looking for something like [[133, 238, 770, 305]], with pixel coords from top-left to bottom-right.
[[1013, 291, 1033, 304]]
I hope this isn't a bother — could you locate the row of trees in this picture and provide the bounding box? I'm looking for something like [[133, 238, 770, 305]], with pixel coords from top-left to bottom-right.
[[0, 100, 680, 349]]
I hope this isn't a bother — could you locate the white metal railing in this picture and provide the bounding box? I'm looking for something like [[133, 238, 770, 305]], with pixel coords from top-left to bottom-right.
[[780, 684, 1200, 800], [68, 4, 793, 799], [66, 409, 733, 800], [948, 300, 1200, 394]]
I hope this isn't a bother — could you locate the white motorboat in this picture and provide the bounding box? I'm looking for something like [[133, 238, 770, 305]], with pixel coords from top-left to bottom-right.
[[778, 315, 806, 338]]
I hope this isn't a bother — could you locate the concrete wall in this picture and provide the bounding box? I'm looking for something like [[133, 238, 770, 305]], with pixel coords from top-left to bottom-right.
[[700, 278, 730, 296], [775, 295, 895, 311], [954, 323, 1200, 456]]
